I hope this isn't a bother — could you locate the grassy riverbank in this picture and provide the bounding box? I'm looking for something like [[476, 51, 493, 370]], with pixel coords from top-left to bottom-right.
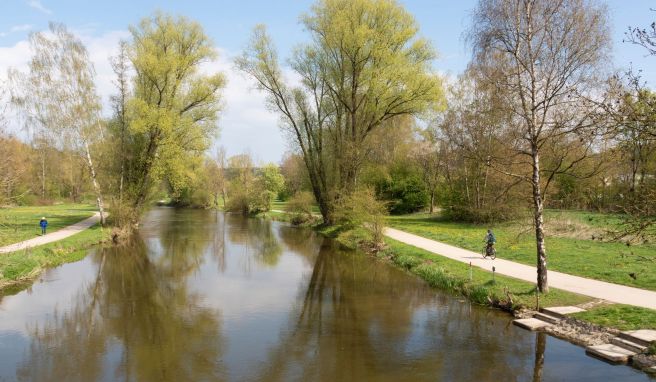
[[387, 211, 656, 291], [382, 238, 590, 309], [572, 305, 656, 331], [0, 203, 97, 246], [0, 223, 108, 292]]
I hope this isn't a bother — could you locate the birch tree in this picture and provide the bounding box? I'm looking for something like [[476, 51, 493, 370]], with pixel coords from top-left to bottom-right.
[[11, 23, 107, 224], [469, 0, 611, 292]]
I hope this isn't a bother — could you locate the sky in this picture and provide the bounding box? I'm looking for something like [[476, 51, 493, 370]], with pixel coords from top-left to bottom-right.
[[1, 0, 655, 163]]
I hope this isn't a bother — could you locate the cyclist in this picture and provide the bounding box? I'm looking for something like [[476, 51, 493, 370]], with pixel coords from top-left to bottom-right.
[[484, 229, 496, 256]]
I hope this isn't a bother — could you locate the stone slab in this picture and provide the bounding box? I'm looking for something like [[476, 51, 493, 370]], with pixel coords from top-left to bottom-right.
[[542, 306, 586, 317], [533, 312, 560, 325], [513, 318, 551, 331], [585, 344, 636, 364], [623, 330, 656, 344], [648, 366, 656, 374], [611, 337, 647, 353]]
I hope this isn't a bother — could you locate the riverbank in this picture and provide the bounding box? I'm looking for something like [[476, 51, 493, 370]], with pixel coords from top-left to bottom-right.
[[0, 223, 109, 294], [260, 207, 656, 370]]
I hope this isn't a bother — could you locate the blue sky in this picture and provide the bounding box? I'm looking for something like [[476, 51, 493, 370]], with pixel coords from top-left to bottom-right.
[[1, 0, 655, 162]]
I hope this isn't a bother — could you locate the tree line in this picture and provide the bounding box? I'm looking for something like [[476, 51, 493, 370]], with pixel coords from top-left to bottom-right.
[[1, 0, 655, 293]]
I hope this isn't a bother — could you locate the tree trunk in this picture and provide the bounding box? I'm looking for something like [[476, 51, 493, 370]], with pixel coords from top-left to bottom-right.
[[532, 332, 546, 382], [41, 149, 46, 199], [532, 147, 548, 293], [429, 190, 435, 214], [83, 141, 106, 226]]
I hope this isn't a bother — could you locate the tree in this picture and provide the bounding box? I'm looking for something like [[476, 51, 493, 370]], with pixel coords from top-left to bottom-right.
[[626, 10, 656, 55], [125, 13, 225, 216], [237, 0, 445, 224], [11, 23, 108, 224], [469, 0, 611, 292], [110, 40, 131, 202], [414, 130, 442, 214]]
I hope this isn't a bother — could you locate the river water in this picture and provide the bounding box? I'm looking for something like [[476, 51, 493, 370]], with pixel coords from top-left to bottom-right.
[[0, 208, 652, 381]]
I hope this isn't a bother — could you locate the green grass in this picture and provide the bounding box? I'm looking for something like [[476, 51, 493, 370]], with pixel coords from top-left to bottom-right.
[[271, 200, 321, 214], [0, 223, 108, 290], [387, 210, 656, 291], [571, 305, 656, 331], [383, 238, 591, 309], [0, 203, 97, 246]]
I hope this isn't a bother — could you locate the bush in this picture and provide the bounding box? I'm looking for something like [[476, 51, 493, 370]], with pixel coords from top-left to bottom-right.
[[379, 174, 428, 214], [285, 191, 316, 225], [334, 188, 388, 247]]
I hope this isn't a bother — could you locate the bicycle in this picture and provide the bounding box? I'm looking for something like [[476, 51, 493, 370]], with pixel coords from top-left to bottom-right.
[[482, 242, 497, 260]]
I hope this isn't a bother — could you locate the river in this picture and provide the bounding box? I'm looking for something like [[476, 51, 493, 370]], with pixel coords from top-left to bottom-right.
[[0, 208, 652, 381]]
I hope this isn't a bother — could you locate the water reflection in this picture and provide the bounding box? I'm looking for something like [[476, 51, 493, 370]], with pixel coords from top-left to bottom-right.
[[17, 231, 224, 381], [254, 243, 536, 381], [0, 209, 652, 382]]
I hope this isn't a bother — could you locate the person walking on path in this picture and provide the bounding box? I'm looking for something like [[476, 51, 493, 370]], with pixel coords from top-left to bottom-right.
[[39, 217, 48, 236]]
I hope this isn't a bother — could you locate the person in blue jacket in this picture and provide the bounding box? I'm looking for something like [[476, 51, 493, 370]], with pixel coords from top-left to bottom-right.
[[39, 217, 48, 235]]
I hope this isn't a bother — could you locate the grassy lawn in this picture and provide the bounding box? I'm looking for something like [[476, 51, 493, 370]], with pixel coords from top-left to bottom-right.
[[387, 210, 656, 291], [0, 204, 97, 247], [271, 200, 321, 214], [572, 305, 656, 331], [384, 238, 591, 309], [0, 223, 108, 291]]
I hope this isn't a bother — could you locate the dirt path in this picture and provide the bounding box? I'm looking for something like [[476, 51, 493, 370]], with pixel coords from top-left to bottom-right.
[[0, 212, 102, 254], [384, 227, 656, 310]]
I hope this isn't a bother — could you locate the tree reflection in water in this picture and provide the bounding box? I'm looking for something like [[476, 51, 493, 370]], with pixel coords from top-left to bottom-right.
[[17, 215, 225, 382], [13, 210, 540, 382], [255, 238, 535, 381]]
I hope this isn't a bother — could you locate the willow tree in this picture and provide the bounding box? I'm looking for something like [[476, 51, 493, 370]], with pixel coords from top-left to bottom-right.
[[469, 0, 611, 292], [237, 0, 444, 224], [125, 13, 225, 215], [11, 23, 107, 224]]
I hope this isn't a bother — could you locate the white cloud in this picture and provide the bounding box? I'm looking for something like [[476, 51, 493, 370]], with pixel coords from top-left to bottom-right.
[[26, 0, 52, 15]]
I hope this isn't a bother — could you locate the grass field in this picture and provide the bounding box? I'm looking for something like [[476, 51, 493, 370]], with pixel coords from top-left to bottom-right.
[[386, 210, 656, 291], [0, 223, 108, 291], [0, 204, 97, 247], [572, 305, 656, 331]]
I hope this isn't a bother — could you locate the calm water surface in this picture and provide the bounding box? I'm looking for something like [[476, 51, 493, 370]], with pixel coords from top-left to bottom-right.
[[0, 208, 652, 381]]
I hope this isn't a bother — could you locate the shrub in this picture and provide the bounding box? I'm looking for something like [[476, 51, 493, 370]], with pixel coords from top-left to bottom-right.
[[377, 173, 428, 214], [334, 188, 388, 247], [285, 191, 316, 225]]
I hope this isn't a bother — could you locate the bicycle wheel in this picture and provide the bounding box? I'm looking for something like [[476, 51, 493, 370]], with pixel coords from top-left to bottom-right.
[[482, 246, 488, 259], [489, 247, 497, 260]]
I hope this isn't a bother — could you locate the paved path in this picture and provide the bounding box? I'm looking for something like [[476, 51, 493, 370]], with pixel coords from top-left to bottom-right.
[[0, 212, 102, 254], [384, 227, 656, 310]]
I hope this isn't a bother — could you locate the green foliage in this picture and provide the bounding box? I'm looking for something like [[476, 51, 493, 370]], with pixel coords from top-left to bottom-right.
[[259, 164, 285, 198], [381, 173, 428, 215], [123, 12, 225, 213], [285, 191, 317, 225], [237, 0, 446, 224], [334, 188, 388, 246]]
